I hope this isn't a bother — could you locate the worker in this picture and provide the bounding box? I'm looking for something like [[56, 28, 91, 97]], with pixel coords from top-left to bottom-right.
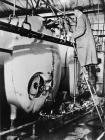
[[69, 6, 98, 81]]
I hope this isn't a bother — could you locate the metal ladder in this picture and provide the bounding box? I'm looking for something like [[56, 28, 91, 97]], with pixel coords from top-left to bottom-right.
[[82, 67, 104, 129], [73, 43, 104, 129]]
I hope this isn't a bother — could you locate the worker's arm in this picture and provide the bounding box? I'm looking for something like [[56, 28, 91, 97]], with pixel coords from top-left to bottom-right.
[[72, 15, 86, 39]]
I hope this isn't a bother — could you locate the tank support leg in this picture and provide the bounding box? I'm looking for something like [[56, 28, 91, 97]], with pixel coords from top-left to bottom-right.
[[31, 124, 38, 139]]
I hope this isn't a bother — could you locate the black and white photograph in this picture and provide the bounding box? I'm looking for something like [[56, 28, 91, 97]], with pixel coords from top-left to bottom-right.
[[0, 0, 105, 140]]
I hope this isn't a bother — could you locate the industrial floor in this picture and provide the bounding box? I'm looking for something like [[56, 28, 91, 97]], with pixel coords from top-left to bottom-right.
[[1, 105, 105, 140], [1, 96, 105, 140], [21, 113, 105, 140]]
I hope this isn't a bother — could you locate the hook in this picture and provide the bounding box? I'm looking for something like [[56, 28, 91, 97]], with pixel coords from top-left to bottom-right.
[[16, 16, 19, 27], [21, 17, 31, 31], [8, 14, 13, 24], [21, 0, 31, 30], [20, 17, 32, 38], [8, 14, 19, 27]]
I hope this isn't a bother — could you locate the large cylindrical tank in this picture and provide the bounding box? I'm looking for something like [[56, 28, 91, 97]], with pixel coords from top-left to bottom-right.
[[4, 43, 61, 113], [3, 15, 80, 113], [4, 16, 61, 113]]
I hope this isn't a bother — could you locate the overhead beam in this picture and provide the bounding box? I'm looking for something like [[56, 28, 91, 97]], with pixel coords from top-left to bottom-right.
[[43, 4, 104, 18], [0, 48, 12, 54], [43, 9, 104, 19], [0, 0, 25, 10], [0, 8, 52, 18], [94, 34, 105, 37], [0, 21, 74, 47], [0, 4, 104, 19]]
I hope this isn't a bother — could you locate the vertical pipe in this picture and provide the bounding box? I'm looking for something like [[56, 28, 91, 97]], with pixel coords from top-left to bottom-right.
[[101, 1, 105, 128], [102, 0, 105, 96], [31, 124, 38, 139], [97, 0, 100, 43], [13, 0, 16, 17]]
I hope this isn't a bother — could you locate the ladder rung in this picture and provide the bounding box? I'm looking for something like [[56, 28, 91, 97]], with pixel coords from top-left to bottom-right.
[[81, 68, 104, 129]]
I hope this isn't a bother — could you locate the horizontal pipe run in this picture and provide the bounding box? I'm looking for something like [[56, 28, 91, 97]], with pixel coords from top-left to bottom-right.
[[94, 34, 105, 37], [43, 9, 104, 19], [1, 0, 25, 10], [0, 21, 74, 47], [0, 121, 36, 136]]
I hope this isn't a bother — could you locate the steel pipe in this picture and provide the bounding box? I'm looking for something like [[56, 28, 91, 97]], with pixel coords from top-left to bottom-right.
[[0, 121, 36, 136]]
